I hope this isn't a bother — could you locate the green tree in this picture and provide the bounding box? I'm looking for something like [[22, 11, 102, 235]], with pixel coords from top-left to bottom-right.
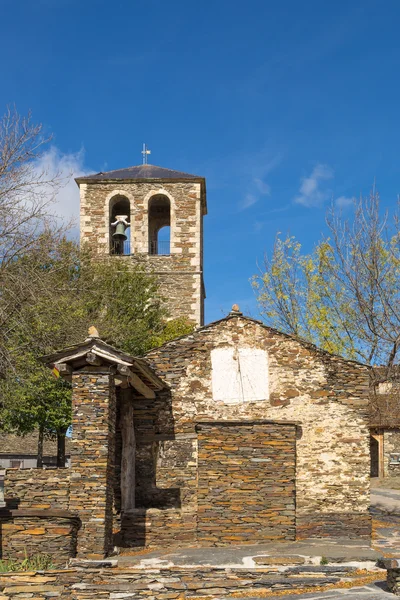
[[0, 106, 194, 464], [1, 357, 72, 468], [253, 190, 400, 372], [0, 236, 194, 465]]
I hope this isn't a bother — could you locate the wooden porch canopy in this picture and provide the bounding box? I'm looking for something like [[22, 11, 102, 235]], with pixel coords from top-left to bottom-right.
[[40, 329, 165, 399]]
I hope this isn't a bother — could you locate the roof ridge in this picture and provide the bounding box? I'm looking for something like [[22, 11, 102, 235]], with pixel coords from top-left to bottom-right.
[[140, 164, 200, 177], [77, 163, 204, 180], [144, 314, 369, 367], [92, 164, 152, 176]]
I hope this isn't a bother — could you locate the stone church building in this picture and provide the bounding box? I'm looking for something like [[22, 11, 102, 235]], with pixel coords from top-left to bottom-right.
[[0, 163, 372, 560]]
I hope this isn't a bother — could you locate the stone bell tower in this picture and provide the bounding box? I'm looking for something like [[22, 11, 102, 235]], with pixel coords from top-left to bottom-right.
[[76, 163, 207, 326]]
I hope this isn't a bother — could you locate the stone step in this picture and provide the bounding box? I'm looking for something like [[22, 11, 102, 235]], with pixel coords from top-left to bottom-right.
[[253, 554, 306, 565], [71, 576, 341, 598], [285, 565, 358, 577], [1, 564, 379, 600]]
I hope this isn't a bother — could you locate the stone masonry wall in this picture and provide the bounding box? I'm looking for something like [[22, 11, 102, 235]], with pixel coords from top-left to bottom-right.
[[384, 429, 400, 476], [4, 469, 70, 510], [70, 369, 116, 558], [296, 513, 372, 539], [120, 508, 196, 548], [80, 181, 204, 325], [140, 316, 371, 542], [0, 565, 352, 599], [196, 421, 296, 544], [2, 471, 78, 564], [0, 512, 79, 564]]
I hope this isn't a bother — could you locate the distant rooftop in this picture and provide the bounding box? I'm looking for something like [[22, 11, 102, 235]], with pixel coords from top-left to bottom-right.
[[76, 163, 204, 183], [0, 432, 71, 456]]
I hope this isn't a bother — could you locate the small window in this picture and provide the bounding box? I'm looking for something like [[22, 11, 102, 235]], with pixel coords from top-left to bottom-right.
[[148, 195, 170, 255], [155, 225, 170, 255], [10, 459, 23, 469]]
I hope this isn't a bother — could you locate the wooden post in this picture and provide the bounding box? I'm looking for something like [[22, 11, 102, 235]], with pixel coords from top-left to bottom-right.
[[371, 430, 385, 479], [120, 388, 135, 513], [379, 430, 385, 479]]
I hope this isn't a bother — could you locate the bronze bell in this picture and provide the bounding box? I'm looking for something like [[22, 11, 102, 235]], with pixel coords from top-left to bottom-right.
[[112, 221, 128, 241]]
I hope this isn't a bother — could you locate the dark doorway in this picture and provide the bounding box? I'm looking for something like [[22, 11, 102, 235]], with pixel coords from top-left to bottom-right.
[[370, 435, 380, 478]]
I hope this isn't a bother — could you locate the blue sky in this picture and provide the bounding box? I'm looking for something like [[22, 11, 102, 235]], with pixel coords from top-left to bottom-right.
[[1, 0, 400, 323]]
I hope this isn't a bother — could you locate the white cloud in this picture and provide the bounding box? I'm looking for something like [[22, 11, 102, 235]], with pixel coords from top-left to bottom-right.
[[294, 164, 333, 207], [254, 178, 271, 196], [237, 151, 281, 211], [241, 193, 258, 209], [335, 195, 355, 208], [239, 182, 271, 210], [32, 146, 92, 228], [239, 176, 271, 211]]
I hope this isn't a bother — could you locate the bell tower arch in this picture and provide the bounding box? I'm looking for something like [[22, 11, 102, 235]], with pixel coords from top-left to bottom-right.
[[76, 164, 206, 326]]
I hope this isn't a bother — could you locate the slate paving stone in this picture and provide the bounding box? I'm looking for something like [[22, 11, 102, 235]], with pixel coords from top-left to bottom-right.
[[229, 583, 393, 599], [372, 511, 400, 556], [119, 538, 381, 568]]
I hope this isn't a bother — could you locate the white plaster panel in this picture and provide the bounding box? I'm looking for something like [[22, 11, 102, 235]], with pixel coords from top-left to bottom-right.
[[211, 347, 269, 403]]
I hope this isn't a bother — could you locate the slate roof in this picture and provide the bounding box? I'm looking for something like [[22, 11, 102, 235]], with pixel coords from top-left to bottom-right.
[[75, 164, 204, 183], [145, 311, 370, 369], [0, 433, 71, 456], [40, 335, 165, 392]]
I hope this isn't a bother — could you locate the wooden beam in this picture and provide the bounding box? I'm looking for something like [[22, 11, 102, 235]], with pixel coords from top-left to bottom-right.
[[54, 363, 72, 375], [120, 388, 135, 513], [115, 376, 129, 389], [86, 352, 102, 366], [133, 360, 164, 390], [117, 365, 155, 399]]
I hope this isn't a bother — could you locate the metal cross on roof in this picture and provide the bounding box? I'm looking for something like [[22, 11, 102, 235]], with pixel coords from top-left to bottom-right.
[[141, 143, 151, 165]]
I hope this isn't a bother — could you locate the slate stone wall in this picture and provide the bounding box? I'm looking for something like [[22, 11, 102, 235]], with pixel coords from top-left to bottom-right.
[[138, 316, 371, 544], [2, 470, 78, 563], [0, 511, 79, 564], [296, 513, 372, 539], [120, 508, 196, 548], [79, 181, 205, 325], [4, 469, 70, 510], [384, 429, 400, 475], [70, 370, 116, 558], [0, 370, 118, 562], [0, 565, 346, 599], [196, 421, 296, 544]]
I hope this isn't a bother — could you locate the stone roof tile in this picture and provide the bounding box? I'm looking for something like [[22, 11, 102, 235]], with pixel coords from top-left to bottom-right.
[[76, 164, 203, 183]]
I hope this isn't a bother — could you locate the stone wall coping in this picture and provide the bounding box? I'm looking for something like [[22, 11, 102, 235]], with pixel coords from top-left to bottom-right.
[[379, 558, 400, 569], [146, 314, 370, 370], [5, 467, 70, 473], [122, 508, 187, 515], [195, 419, 300, 429], [0, 508, 79, 520]]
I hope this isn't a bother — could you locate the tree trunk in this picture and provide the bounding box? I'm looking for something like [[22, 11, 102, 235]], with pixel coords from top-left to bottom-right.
[[57, 429, 66, 468], [37, 426, 44, 468], [120, 388, 135, 513]]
